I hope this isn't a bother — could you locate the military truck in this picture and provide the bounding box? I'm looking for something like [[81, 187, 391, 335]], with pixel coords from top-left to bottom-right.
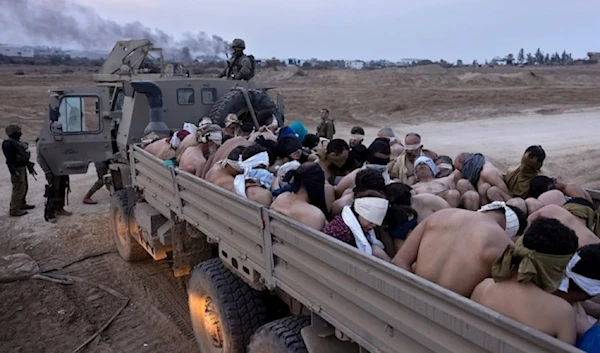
[[36, 71, 590, 352]]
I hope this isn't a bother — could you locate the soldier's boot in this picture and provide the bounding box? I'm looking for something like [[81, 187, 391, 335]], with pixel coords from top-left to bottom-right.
[[55, 209, 73, 216], [21, 204, 35, 210], [10, 209, 27, 217], [43, 185, 57, 223]]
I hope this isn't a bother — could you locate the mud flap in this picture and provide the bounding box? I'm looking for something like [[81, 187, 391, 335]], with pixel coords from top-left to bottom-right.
[[171, 222, 214, 277], [300, 326, 359, 353]]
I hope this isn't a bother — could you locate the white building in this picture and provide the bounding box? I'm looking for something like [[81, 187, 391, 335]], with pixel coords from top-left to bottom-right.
[[345, 60, 365, 70], [284, 58, 305, 66], [0, 46, 34, 58]]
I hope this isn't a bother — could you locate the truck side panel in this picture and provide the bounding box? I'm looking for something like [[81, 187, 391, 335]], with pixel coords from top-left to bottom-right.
[[129, 145, 582, 353]]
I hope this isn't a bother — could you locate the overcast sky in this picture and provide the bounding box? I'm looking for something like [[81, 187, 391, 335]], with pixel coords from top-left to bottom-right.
[[4, 0, 599, 62]]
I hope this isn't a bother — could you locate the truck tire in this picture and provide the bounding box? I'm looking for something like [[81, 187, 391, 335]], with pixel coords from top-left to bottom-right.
[[188, 258, 267, 353], [109, 189, 148, 262], [247, 316, 310, 353], [209, 89, 283, 128]]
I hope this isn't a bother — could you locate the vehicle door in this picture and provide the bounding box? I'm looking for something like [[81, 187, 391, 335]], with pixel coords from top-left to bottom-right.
[[37, 87, 113, 175]]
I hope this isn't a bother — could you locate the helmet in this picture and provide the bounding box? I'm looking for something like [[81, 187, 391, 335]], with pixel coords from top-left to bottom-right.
[[5, 124, 21, 136], [231, 38, 246, 49]]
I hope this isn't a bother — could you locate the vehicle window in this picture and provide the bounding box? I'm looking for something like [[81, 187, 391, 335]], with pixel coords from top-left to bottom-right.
[[201, 88, 217, 104], [57, 96, 101, 133], [177, 88, 195, 105]]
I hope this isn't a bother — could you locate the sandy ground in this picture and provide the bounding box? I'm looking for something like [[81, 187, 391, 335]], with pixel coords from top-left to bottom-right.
[[0, 63, 599, 352]]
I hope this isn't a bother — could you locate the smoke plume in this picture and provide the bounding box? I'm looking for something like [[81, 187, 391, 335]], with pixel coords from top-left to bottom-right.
[[0, 0, 231, 61]]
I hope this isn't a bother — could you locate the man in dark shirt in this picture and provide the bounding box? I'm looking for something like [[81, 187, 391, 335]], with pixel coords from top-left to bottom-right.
[[2, 124, 36, 217]]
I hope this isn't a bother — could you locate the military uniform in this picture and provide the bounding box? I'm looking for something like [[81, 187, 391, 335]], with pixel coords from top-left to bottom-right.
[[83, 160, 110, 204], [37, 140, 71, 222], [316, 119, 336, 140], [2, 124, 35, 217], [219, 38, 253, 81]]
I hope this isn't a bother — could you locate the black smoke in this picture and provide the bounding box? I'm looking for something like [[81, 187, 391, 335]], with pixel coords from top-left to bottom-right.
[[0, 0, 231, 61]]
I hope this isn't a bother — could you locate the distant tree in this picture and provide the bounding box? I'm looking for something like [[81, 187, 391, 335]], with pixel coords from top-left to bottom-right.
[[544, 53, 550, 64], [527, 53, 535, 65], [518, 48, 525, 64], [484, 59, 489, 66], [535, 48, 544, 64], [265, 57, 280, 70], [301, 61, 312, 68], [472, 59, 479, 66], [551, 52, 560, 64], [456, 59, 463, 66]]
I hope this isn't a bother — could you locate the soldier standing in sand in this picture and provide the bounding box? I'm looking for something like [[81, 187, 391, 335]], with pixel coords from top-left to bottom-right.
[[219, 38, 254, 81], [316, 109, 335, 140], [2, 124, 36, 217]]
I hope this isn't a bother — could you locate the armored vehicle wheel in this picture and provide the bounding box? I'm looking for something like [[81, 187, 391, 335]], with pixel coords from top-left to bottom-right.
[[188, 258, 267, 353], [209, 89, 283, 128], [247, 316, 310, 353], [109, 189, 148, 262]]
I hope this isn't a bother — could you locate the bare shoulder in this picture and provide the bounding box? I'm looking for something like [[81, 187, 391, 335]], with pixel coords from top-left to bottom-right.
[[305, 205, 327, 230], [471, 278, 494, 301]]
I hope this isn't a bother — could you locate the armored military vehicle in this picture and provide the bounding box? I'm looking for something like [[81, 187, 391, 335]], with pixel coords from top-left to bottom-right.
[[37, 39, 284, 177]]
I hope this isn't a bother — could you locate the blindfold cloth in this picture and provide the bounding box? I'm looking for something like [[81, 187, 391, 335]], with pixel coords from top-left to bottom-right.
[[558, 253, 600, 296], [354, 197, 390, 226], [414, 156, 439, 178], [478, 201, 520, 238], [492, 236, 573, 292]]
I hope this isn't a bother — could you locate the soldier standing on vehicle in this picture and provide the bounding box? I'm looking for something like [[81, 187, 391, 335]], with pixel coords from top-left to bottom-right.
[[83, 160, 110, 204], [219, 38, 254, 81], [2, 124, 36, 217], [316, 109, 335, 140], [37, 137, 72, 222]]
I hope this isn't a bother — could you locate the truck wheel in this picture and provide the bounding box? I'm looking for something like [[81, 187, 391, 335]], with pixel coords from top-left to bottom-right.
[[247, 316, 310, 353], [109, 189, 148, 262], [188, 258, 267, 353], [209, 89, 283, 128]]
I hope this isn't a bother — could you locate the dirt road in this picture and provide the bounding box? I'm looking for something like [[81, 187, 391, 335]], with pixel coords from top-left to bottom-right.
[[0, 108, 598, 352]]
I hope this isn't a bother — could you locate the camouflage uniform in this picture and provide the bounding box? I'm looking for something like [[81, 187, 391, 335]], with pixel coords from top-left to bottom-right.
[[83, 160, 110, 204], [37, 140, 70, 222], [2, 124, 35, 217], [219, 38, 253, 81]]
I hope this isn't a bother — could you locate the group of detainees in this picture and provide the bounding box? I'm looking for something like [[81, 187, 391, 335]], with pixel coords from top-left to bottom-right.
[[143, 113, 600, 352]]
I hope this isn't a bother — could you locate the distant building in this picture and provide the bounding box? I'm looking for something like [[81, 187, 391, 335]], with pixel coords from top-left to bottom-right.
[[64, 50, 108, 60], [345, 60, 365, 70], [285, 58, 305, 66], [0, 45, 34, 58]]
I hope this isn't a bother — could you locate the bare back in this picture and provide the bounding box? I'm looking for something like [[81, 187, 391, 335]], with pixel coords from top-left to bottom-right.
[[528, 204, 600, 248], [471, 279, 576, 344], [175, 133, 198, 161], [179, 145, 206, 176], [271, 193, 327, 231], [394, 209, 512, 297], [206, 165, 235, 192]]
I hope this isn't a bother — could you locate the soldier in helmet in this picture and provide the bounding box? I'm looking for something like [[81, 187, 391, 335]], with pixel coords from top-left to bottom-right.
[[219, 38, 254, 81], [2, 124, 36, 217]]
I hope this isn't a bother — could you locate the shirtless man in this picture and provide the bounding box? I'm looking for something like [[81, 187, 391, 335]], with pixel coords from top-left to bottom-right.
[[335, 137, 391, 198], [454, 152, 512, 205], [434, 155, 454, 178], [233, 144, 274, 207], [331, 168, 386, 216], [389, 133, 437, 184], [271, 163, 331, 231], [179, 125, 222, 176], [205, 146, 245, 192], [411, 156, 479, 210], [176, 118, 212, 161], [316, 138, 350, 185], [528, 202, 600, 248], [526, 175, 594, 213], [200, 136, 252, 178], [377, 127, 404, 162], [392, 207, 515, 297], [504, 145, 546, 200], [144, 133, 178, 160], [471, 217, 579, 345]]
